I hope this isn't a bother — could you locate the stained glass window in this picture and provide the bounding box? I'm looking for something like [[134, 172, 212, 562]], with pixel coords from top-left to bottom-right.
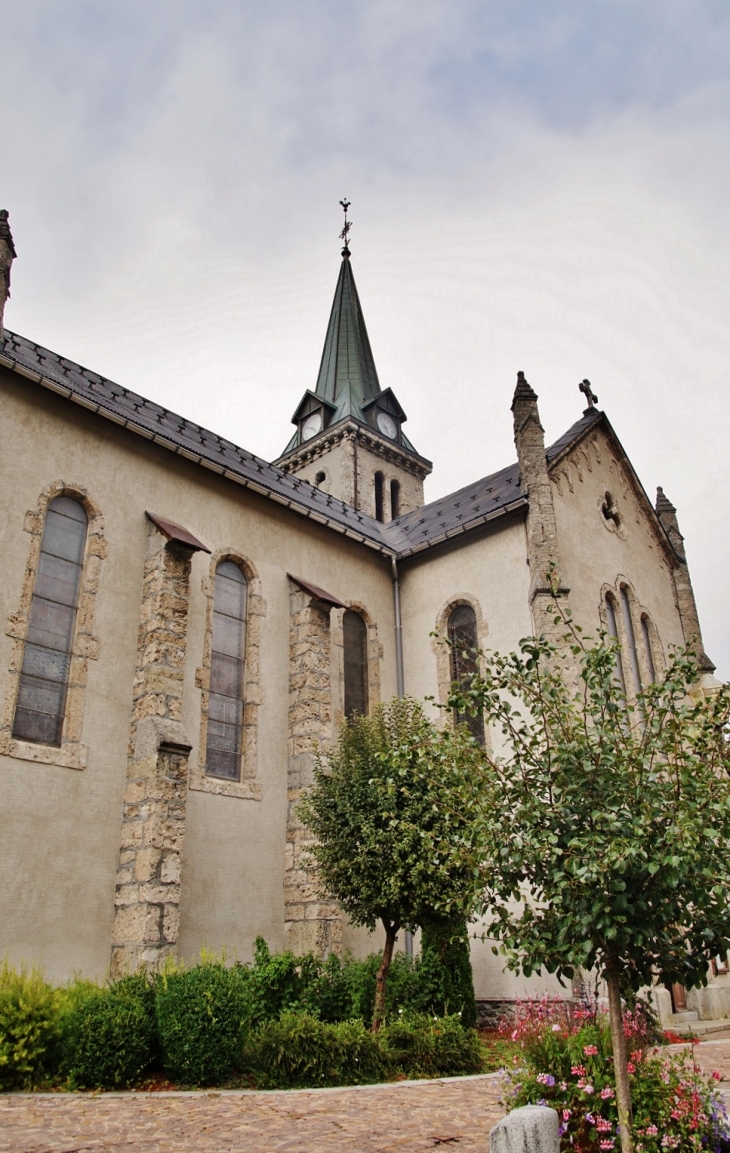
[[447, 604, 485, 745], [12, 496, 88, 746], [206, 561, 247, 780], [343, 610, 368, 718]]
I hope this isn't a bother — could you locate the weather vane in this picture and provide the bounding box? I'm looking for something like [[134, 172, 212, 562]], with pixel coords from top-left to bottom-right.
[[579, 378, 598, 410], [339, 198, 352, 254]]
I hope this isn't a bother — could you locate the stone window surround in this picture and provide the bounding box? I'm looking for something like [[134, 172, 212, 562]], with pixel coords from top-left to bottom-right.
[[0, 480, 107, 771], [191, 549, 265, 800], [599, 576, 664, 692], [431, 594, 490, 736], [330, 601, 382, 726]]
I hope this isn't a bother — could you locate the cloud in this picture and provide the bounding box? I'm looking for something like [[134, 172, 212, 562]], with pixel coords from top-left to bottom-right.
[[2, 0, 729, 671]]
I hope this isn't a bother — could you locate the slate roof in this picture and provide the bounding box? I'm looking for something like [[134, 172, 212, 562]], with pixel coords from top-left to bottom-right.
[[0, 328, 601, 562], [278, 253, 421, 460]]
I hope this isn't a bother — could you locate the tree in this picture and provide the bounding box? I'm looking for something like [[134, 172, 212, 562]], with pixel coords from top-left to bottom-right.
[[445, 613, 730, 1153], [298, 697, 481, 1031]]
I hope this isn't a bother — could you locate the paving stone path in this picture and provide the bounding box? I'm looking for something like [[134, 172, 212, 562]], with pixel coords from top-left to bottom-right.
[[4, 1039, 730, 1153], [0, 1074, 506, 1153]]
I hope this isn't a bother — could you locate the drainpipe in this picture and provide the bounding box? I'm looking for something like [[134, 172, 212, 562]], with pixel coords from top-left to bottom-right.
[[391, 555, 412, 956]]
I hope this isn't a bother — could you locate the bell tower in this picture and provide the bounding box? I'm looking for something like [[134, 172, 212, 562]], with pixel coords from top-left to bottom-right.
[[275, 204, 431, 522]]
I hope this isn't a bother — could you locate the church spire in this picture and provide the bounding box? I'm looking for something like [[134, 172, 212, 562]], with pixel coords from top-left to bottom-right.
[[313, 246, 382, 421]]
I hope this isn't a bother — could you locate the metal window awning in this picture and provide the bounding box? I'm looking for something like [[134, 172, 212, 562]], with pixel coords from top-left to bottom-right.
[[146, 512, 211, 553], [287, 574, 347, 609]]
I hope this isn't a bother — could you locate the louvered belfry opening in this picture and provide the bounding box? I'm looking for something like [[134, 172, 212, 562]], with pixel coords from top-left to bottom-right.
[[206, 560, 247, 780], [343, 610, 368, 719], [13, 496, 88, 747], [447, 604, 485, 746]]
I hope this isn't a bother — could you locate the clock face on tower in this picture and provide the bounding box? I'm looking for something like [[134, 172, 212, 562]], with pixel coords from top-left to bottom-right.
[[301, 411, 322, 441], [376, 412, 397, 439]]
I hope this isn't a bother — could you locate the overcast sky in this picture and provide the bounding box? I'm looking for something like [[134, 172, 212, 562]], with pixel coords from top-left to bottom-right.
[[3, 1, 729, 674]]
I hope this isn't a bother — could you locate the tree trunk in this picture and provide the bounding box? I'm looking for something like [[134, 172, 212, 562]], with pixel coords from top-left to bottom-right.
[[372, 922, 398, 1033], [605, 952, 633, 1153]]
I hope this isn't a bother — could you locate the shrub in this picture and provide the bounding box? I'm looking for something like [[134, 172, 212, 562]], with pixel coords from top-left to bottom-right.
[[156, 961, 250, 1086], [63, 974, 157, 1090], [503, 996, 730, 1152], [382, 1012, 483, 1078], [241, 1011, 390, 1088], [0, 960, 60, 1090], [413, 918, 477, 1028]]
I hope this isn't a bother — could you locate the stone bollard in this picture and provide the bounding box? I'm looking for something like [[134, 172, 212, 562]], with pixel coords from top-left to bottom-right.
[[490, 1105, 560, 1153]]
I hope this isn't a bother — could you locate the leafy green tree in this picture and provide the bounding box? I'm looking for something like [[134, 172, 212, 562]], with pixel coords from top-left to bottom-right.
[[298, 697, 481, 1030], [445, 612, 730, 1153]]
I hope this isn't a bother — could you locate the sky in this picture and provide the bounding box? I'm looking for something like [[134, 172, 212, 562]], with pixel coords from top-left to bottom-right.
[[2, 0, 730, 674]]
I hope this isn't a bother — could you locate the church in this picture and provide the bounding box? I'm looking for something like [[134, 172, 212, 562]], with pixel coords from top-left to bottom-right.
[[0, 209, 722, 1023]]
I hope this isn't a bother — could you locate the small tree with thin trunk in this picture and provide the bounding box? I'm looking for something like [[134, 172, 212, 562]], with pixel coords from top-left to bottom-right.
[[444, 612, 730, 1153], [298, 697, 481, 1031]]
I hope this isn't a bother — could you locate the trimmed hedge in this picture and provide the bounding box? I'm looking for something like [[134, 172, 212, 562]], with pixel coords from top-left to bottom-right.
[[155, 961, 251, 1086], [0, 939, 482, 1090], [241, 1011, 390, 1088], [63, 975, 157, 1089]]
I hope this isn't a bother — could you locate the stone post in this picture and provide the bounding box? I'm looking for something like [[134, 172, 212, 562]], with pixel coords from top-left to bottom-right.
[[284, 582, 342, 957], [655, 487, 715, 673], [110, 521, 198, 976], [0, 210, 16, 340], [511, 372, 570, 641], [490, 1105, 560, 1153]]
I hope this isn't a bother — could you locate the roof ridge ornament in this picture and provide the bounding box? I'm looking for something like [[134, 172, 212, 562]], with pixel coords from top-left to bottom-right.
[[339, 198, 352, 257], [579, 378, 598, 413]]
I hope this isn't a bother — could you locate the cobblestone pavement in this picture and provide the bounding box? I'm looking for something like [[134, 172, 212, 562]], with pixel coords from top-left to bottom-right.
[[0, 1074, 506, 1153]]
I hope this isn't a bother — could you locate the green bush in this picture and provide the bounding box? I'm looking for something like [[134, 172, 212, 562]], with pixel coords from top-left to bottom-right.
[[382, 1012, 483, 1078], [156, 961, 250, 1086], [0, 960, 60, 1090], [63, 974, 157, 1090], [241, 1011, 390, 1088], [413, 918, 477, 1028]]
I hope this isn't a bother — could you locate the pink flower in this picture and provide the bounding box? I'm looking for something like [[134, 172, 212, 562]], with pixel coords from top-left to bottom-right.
[[712, 1070, 723, 1081], [596, 1119, 613, 1133], [583, 1084, 594, 1094], [571, 1065, 586, 1076], [560, 1082, 568, 1091], [599, 1142, 615, 1150], [583, 1044, 599, 1056], [562, 1110, 572, 1121], [600, 1087, 615, 1099], [646, 1125, 658, 1136], [627, 1062, 636, 1074]]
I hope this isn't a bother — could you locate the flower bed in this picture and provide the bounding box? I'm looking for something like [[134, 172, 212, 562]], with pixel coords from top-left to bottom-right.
[[500, 996, 730, 1152]]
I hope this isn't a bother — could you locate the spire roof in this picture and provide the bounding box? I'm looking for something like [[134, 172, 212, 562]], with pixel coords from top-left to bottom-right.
[[313, 251, 381, 422]]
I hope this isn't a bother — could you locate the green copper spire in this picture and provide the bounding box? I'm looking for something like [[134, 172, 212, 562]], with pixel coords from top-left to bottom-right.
[[314, 249, 381, 421]]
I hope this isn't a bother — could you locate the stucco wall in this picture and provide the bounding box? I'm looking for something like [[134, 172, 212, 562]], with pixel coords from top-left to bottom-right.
[[0, 370, 397, 979], [550, 427, 685, 659]]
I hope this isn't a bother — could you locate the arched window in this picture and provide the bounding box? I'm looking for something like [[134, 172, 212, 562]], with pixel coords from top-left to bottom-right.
[[620, 586, 642, 693], [447, 604, 485, 745], [605, 593, 626, 694], [343, 610, 368, 718], [390, 479, 400, 520], [641, 615, 657, 683], [374, 472, 384, 522], [13, 496, 88, 746], [206, 560, 247, 780]]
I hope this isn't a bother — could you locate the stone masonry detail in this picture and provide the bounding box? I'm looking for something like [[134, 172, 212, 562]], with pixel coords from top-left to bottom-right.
[[655, 486, 715, 672], [110, 522, 194, 977], [284, 582, 342, 958], [511, 372, 570, 643]]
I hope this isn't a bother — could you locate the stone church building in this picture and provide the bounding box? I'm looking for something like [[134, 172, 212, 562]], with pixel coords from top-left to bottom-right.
[[0, 212, 723, 1019]]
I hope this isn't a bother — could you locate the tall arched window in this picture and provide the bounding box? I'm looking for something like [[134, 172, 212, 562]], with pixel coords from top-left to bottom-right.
[[13, 496, 88, 746], [343, 610, 368, 718], [206, 560, 247, 780], [374, 472, 385, 522], [447, 604, 485, 745], [620, 586, 642, 693], [641, 615, 657, 683], [390, 479, 400, 520], [605, 593, 626, 694]]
